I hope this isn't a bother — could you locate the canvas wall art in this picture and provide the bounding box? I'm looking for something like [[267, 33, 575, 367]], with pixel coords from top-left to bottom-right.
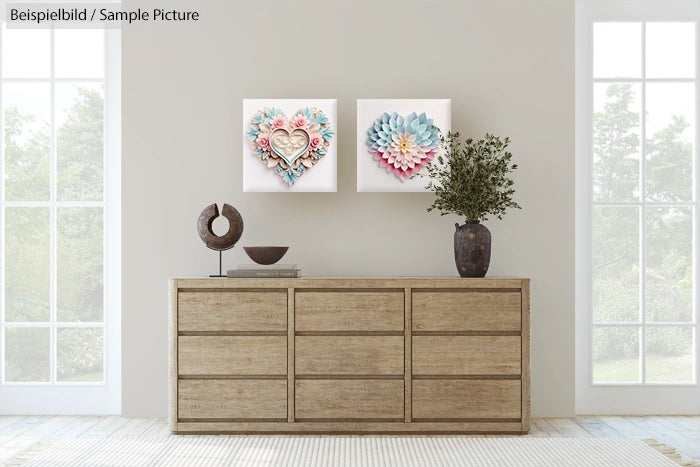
[[243, 99, 337, 192], [357, 99, 451, 192]]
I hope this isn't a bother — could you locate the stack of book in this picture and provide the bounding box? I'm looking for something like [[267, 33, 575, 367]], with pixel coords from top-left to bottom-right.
[[227, 264, 300, 278]]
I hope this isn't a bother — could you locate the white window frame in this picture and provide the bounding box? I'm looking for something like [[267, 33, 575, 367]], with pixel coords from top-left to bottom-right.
[[0, 11, 121, 414], [576, 0, 700, 414]]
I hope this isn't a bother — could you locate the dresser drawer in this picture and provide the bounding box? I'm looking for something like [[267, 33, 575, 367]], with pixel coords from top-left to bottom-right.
[[178, 291, 287, 332], [412, 291, 520, 332], [178, 336, 287, 375], [295, 291, 403, 331], [295, 380, 403, 420], [413, 336, 521, 375], [412, 380, 521, 420], [178, 380, 287, 420], [295, 336, 404, 375]]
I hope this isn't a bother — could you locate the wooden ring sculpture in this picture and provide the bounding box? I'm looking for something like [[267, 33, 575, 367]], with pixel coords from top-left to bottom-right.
[[197, 203, 244, 251]]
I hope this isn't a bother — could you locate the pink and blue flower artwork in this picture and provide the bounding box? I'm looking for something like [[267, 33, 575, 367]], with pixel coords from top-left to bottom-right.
[[366, 112, 440, 181], [356, 99, 450, 192]]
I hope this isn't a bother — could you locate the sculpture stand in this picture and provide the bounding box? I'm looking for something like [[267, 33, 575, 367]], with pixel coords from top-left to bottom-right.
[[209, 245, 234, 278], [197, 203, 244, 279]]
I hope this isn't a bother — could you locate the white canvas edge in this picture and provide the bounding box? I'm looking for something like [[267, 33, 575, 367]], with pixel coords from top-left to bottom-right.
[[242, 99, 338, 192], [356, 99, 451, 192]]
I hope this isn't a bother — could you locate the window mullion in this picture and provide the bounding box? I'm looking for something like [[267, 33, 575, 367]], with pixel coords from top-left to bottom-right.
[[695, 18, 700, 384], [49, 27, 57, 385], [102, 27, 108, 384], [0, 21, 5, 384]]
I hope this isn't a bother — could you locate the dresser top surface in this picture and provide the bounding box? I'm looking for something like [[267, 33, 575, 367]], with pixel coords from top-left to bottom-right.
[[171, 277, 529, 289]]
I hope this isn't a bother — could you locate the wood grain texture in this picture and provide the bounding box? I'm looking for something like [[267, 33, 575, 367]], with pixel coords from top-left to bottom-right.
[[287, 288, 295, 423], [176, 277, 525, 290], [413, 336, 521, 375], [412, 380, 521, 420], [295, 291, 403, 331], [412, 291, 521, 332], [404, 287, 411, 423], [170, 277, 530, 434], [174, 421, 524, 434], [295, 380, 404, 420], [178, 291, 286, 332], [178, 336, 286, 375], [168, 280, 178, 431], [178, 380, 287, 419], [521, 279, 531, 432], [295, 336, 404, 376]]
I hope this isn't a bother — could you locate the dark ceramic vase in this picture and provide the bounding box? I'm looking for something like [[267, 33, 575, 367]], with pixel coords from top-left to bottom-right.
[[454, 221, 491, 278]]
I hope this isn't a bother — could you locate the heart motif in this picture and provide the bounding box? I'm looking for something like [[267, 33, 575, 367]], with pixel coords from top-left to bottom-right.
[[270, 128, 310, 166], [247, 107, 334, 186]]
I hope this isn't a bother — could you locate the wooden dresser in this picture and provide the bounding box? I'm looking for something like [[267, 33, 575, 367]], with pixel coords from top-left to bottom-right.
[[169, 277, 530, 434]]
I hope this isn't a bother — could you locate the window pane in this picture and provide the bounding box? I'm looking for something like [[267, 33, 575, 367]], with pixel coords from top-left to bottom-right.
[[5, 327, 50, 382], [594, 23, 641, 78], [645, 83, 695, 202], [55, 29, 104, 78], [593, 326, 640, 383], [646, 23, 695, 78], [3, 83, 51, 201], [593, 83, 641, 202], [57, 207, 104, 322], [1, 26, 50, 78], [57, 327, 103, 382], [56, 84, 104, 201], [4, 207, 50, 322], [593, 207, 639, 323], [646, 327, 693, 383], [645, 207, 693, 323]]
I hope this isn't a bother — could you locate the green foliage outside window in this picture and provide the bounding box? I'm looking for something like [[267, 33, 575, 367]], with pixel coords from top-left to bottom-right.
[[4, 86, 104, 382], [593, 84, 692, 366]]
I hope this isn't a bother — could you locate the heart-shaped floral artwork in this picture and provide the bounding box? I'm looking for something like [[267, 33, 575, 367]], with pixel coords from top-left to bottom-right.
[[366, 112, 440, 181], [247, 107, 334, 186]]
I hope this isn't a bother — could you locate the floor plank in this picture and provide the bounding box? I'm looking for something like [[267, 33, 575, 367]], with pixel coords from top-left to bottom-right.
[[0, 416, 77, 462], [0, 416, 53, 441], [51, 416, 105, 438], [0, 416, 21, 432], [544, 418, 594, 437], [572, 416, 623, 438], [674, 416, 700, 433], [109, 418, 158, 438], [141, 419, 171, 438], [626, 416, 700, 460], [79, 416, 131, 438], [596, 416, 656, 438], [529, 418, 559, 438]]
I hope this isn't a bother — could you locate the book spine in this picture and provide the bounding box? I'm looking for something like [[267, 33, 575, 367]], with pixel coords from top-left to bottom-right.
[[237, 264, 297, 270], [227, 270, 300, 278]]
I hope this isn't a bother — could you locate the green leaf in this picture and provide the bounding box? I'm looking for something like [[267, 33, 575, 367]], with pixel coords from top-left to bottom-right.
[[421, 131, 522, 222]]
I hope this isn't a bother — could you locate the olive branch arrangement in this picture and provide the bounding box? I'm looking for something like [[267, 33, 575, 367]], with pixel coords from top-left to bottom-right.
[[418, 131, 521, 222]]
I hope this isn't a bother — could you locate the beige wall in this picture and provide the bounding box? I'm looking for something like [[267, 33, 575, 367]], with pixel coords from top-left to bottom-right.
[[122, 0, 574, 417]]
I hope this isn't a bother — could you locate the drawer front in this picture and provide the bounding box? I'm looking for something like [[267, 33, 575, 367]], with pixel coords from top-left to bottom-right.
[[295, 291, 403, 331], [178, 380, 287, 419], [412, 380, 521, 420], [295, 336, 404, 375], [413, 336, 521, 375], [295, 380, 403, 420], [178, 291, 287, 332], [412, 291, 521, 332], [178, 336, 287, 375]]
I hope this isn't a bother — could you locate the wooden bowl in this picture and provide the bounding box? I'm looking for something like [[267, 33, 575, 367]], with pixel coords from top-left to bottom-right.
[[243, 246, 289, 265]]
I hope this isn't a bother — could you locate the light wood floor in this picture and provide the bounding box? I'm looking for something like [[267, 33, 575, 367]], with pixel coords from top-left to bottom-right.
[[0, 416, 699, 464]]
